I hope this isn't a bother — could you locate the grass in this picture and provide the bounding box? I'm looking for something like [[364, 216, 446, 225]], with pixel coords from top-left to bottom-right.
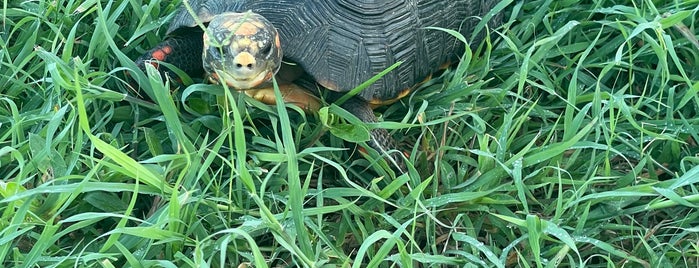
[[1, 0, 699, 267]]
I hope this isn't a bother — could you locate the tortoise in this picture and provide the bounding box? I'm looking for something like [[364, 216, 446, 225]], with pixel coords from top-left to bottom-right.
[[136, 0, 503, 172]]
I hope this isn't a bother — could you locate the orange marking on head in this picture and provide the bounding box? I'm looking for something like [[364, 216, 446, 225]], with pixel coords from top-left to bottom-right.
[[274, 34, 281, 49], [263, 71, 273, 82], [208, 73, 220, 84], [235, 38, 252, 50], [233, 22, 261, 36]]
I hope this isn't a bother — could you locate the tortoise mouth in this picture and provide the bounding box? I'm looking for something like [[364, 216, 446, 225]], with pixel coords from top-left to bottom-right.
[[209, 68, 273, 90]]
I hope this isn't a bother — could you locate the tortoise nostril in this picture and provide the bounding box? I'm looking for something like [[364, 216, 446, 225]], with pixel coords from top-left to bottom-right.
[[234, 62, 255, 70], [232, 52, 256, 71]]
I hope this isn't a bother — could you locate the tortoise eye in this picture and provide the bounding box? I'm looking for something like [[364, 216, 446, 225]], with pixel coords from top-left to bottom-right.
[[207, 46, 221, 59], [260, 41, 272, 56]]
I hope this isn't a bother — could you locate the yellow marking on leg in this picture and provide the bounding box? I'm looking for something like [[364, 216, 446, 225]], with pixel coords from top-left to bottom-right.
[[244, 84, 321, 112]]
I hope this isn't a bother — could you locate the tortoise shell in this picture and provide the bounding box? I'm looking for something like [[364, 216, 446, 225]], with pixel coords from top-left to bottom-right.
[[167, 0, 501, 103]]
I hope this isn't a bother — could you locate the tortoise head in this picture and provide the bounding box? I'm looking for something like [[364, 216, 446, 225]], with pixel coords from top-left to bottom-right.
[[203, 12, 281, 90]]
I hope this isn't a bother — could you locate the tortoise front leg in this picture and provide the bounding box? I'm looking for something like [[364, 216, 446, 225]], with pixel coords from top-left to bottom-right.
[[243, 84, 321, 112], [135, 31, 205, 79]]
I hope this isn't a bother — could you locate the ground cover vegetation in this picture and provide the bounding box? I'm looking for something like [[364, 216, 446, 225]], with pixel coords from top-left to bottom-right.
[[1, 0, 699, 267]]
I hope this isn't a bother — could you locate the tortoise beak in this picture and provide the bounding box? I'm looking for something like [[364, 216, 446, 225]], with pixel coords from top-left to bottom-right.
[[206, 57, 275, 89]]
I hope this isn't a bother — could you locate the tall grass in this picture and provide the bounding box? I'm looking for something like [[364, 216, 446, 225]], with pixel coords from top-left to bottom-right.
[[1, 0, 698, 267]]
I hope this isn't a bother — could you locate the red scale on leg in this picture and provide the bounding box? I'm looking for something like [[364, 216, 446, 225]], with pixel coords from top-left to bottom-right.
[[150, 45, 173, 61], [135, 31, 205, 79]]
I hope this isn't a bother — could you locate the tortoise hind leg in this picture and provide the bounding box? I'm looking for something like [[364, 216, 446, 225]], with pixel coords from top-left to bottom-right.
[[340, 96, 407, 174]]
